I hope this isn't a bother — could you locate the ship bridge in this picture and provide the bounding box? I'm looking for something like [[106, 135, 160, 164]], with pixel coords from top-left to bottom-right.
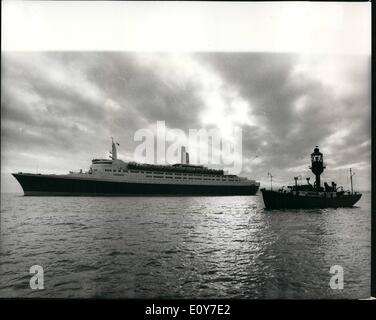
[[92, 159, 113, 165], [88, 139, 127, 174]]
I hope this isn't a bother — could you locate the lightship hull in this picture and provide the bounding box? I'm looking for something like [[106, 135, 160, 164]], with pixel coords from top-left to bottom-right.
[[261, 190, 361, 210], [12, 173, 259, 196]]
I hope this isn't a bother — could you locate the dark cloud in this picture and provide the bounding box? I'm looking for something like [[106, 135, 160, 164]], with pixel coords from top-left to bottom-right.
[[196, 53, 370, 189], [1, 52, 371, 192], [1, 53, 205, 164]]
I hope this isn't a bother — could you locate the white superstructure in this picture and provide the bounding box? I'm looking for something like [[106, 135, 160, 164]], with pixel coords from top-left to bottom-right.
[[68, 139, 259, 187]]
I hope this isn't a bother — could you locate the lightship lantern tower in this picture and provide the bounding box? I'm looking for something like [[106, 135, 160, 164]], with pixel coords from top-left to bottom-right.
[[310, 146, 326, 191]]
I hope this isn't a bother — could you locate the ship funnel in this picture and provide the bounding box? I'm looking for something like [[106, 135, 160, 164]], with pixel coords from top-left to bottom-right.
[[181, 146, 186, 164], [180, 146, 190, 164]]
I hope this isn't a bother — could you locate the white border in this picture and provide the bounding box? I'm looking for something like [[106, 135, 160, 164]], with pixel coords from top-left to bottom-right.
[[1, 1, 371, 54]]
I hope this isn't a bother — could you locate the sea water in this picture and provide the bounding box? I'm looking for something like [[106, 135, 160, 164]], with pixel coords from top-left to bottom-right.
[[0, 192, 371, 298]]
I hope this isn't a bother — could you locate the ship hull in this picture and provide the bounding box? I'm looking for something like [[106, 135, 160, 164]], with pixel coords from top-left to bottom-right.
[[261, 190, 361, 209], [12, 173, 259, 196]]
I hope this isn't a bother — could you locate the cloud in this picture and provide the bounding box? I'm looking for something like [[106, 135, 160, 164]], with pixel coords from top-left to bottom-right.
[[196, 53, 370, 189], [1, 52, 371, 192]]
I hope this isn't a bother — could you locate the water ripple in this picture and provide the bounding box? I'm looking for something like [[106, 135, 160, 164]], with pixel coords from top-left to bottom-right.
[[0, 193, 371, 299]]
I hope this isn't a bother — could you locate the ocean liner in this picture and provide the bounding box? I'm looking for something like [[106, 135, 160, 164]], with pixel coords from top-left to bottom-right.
[[13, 139, 260, 196], [261, 146, 362, 209]]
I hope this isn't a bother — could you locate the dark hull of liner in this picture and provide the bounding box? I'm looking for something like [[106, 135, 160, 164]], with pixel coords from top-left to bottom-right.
[[261, 190, 362, 209], [12, 173, 259, 196]]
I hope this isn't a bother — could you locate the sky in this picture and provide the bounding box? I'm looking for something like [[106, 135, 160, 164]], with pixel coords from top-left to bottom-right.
[[1, 2, 371, 193], [1, 52, 371, 192]]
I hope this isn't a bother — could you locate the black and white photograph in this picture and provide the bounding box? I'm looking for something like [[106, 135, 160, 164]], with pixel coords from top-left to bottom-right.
[[0, 0, 372, 306]]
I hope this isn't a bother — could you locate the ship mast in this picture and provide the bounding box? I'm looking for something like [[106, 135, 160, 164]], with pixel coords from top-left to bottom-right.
[[110, 137, 118, 160], [349, 168, 355, 195], [268, 172, 273, 191]]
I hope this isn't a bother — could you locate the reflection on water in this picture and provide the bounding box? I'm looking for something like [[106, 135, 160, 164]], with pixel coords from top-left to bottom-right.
[[0, 192, 371, 298]]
